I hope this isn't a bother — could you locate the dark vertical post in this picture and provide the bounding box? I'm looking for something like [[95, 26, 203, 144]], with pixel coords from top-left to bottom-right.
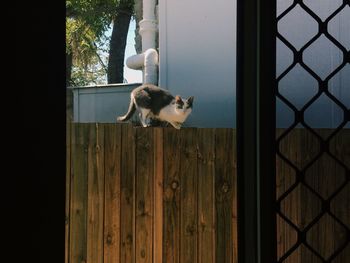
[[236, 0, 258, 261], [236, 0, 277, 262], [257, 1, 277, 263]]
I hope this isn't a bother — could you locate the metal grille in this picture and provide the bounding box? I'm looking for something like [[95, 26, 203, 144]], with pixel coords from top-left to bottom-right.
[[276, 0, 350, 262]]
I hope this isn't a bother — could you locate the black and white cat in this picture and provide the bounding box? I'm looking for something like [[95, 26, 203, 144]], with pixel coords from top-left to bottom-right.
[[117, 84, 194, 129]]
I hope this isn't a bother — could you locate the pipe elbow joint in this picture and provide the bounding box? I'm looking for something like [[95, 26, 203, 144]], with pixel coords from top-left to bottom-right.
[[144, 48, 159, 84], [126, 54, 144, 70], [125, 48, 159, 85], [144, 48, 159, 66]]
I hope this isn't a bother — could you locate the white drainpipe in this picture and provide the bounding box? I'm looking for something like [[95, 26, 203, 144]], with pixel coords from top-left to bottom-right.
[[126, 0, 158, 85]]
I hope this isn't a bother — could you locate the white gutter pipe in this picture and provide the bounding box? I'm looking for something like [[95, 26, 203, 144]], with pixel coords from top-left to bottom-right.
[[126, 0, 159, 85]]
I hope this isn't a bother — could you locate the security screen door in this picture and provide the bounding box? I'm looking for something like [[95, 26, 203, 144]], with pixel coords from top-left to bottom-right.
[[236, 0, 349, 262], [276, 1, 350, 262]]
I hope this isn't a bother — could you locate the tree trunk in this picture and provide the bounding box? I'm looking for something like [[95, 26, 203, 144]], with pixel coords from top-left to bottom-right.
[[107, 9, 132, 84], [66, 52, 73, 87], [133, 0, 143, 54]]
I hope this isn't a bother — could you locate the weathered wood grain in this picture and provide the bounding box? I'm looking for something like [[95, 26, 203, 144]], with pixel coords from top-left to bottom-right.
[[66, 125, 349, 263], [120, 124, 136, 263], [215, 129, 235, 263], [87, 124, 105, 263], [153, 128, 163, 263], [276, 129, 300, 261], [70, 124, 88, 263], [231, 129, 238, 263], [163, 128, 182, 263], [277, 129, 350, 263], [197, 129, 215, 263], [65, 120, 71, 263], [135, 128, 154, 263], [180, 128, 198, 263], [329, 129, 350, 263], [103, 124, 121, 263]]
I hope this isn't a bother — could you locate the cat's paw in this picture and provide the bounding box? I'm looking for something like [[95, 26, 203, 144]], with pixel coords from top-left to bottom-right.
[[170, 122, 182, 129]]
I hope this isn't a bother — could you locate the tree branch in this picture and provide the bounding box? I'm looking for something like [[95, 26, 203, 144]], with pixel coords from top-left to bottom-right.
[[92, 42, 108, 74]]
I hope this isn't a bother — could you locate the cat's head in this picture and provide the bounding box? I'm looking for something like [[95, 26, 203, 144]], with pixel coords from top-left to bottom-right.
[[174, 95, 194, 116]]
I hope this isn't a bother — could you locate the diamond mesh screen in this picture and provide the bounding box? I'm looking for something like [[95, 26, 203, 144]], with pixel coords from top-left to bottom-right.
[[276, 0, 350, 262]]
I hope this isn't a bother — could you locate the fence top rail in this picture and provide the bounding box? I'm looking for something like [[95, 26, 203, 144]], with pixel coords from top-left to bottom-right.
[[69, 123, 349, 131], [68, 83, 142, 90]]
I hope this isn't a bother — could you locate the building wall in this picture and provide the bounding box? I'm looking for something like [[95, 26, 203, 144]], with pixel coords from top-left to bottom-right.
[[159, 0, 349, 128], [159, 0, 237, 128], [276, 1, 350, 128]]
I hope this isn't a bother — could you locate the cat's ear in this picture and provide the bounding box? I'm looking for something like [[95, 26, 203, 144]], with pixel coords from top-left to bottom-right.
[[187, 96, 194, 107], [175, 95, 182, 103]]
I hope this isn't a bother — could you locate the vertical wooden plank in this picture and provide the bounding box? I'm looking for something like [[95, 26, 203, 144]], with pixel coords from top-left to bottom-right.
[[163, 128, 181, 263], [304, 129, 334, 262], [153, 128, 163, 263], [197, 128, 215, 263], [300, 129, 323, 263], [104, 124, 121, 263], [135, 128, 154, 263], [70, 123, 88, 263], [276, 129, 299, 262], [65, 117, 71, 263], [180, 128, 198, 263], [120, 124, 136, 263], [276, 128, 350, 262], [215, 129, 234, 263], [305, 129, 350, 262], [330, 128, 350, 231], [330, 129, 350, 260], [87, 124, 104, 263], [277, 129, 302, 262], [231, 129, 238, 263]]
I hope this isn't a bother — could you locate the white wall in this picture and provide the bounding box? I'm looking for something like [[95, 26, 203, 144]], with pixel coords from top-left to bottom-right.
[[277, 2, 350, 128], [159, 0, 349, 128], [72, 83, 141, 123], [159, 0, 237, 128]]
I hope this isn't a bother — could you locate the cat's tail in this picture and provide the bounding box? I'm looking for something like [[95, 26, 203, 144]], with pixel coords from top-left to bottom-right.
[[117, 96, 136, 122]]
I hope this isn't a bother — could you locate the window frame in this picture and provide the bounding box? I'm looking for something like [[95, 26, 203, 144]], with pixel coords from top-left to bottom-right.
[[236, 1, 277, 262]]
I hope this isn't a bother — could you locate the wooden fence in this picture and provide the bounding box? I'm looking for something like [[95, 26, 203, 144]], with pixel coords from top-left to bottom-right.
[[66, 124, 349, 263], [276, 129, 350, 262], [66, 124, 237, 263]]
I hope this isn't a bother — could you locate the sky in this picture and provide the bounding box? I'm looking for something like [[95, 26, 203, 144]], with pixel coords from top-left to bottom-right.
[[123, 19, 143, 84]]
